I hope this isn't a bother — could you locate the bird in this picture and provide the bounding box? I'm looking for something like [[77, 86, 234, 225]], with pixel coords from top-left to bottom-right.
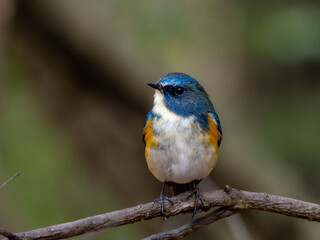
[[143, 72, 222, 216]]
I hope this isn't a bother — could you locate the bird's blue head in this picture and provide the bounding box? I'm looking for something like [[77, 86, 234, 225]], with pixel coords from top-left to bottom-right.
[[148, 72, 218, 130]]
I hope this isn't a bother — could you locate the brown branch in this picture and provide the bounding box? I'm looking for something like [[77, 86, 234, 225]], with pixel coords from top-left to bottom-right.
[[0, 173, 20, 191], [1, 186, 319, 240], [0, 228, 20, 240], [142, 207, 239, 240]]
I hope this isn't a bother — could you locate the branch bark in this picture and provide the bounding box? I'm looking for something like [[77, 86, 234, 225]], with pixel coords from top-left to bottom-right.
[[142, 207, 239, 240], [1, 186, 319, 240]]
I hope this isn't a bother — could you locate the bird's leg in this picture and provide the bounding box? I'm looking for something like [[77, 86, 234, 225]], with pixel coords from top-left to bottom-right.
[[186, 180, 205, 217], [153, 181, 174, 219]]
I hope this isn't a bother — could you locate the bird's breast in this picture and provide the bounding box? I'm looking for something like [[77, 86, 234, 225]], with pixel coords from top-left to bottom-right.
[[145, 107, 218, 184]]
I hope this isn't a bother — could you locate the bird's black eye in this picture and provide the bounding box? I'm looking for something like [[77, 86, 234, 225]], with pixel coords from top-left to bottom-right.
[[174, 87, 184, 95]]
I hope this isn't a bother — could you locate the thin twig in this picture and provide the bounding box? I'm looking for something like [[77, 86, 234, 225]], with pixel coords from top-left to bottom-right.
[[0, 173, 20, 191], [0, 186, 319, 240], [142, 207, 239, 240]]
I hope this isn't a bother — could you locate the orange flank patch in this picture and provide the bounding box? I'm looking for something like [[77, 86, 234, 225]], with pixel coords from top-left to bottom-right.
[[143, 117, 156, 160], [207, 113, 221, 153]]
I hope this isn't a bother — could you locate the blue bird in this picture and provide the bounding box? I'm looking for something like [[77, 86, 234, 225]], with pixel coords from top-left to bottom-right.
[[143, 72, 222, 216]]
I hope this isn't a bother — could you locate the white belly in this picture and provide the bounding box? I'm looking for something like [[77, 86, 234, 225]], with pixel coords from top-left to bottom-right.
[[146, 114, 217, 184]]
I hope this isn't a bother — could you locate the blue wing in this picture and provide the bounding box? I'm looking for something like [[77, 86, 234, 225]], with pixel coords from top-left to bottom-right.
[[142, 111, 152, 146], [208, 111, 222, 146]]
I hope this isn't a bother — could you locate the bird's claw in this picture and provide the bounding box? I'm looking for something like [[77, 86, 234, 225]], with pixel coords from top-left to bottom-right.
[[153, 195, 174, 219], [186, 187, 205, 217]]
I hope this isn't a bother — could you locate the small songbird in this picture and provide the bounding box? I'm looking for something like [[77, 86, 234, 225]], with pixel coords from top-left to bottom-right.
[[143, 72, 222, 216]]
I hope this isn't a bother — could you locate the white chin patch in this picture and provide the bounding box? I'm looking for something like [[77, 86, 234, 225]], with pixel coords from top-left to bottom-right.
[[153, 91, 180, 119], [153, 91, 164, 107]]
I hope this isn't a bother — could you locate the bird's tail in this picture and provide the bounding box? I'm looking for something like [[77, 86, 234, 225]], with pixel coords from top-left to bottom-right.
[[172, 183, 193, 196]]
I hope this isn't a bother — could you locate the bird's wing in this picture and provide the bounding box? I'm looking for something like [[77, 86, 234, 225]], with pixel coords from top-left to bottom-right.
[[208, 112, 222, 147], [142, 111, 152, 146]]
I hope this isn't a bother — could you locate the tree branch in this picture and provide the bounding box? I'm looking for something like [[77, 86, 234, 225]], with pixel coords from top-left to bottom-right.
[[1, 186, 319, 240], [142, 207, 239, 240], [0, 173, 20, 191], [0, 228, 20, 240]]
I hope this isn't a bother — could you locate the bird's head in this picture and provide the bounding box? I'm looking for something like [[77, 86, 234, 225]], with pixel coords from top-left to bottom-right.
[[148, 72, 213, 118]]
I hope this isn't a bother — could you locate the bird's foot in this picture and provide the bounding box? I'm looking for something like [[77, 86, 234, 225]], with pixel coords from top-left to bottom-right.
[[186, 186, 205, 217], [153, 182, 174, 220], [153, 195, 174, 219]]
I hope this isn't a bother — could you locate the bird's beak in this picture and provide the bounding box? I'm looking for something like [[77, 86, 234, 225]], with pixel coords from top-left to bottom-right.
[[147, 83, 162, 92]]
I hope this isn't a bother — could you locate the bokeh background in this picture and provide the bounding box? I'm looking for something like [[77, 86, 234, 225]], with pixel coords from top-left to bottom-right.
[[1, 1, 320, 239]]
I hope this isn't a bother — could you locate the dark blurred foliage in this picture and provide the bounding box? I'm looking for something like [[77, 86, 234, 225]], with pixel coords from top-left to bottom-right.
[[0, 1, 319, 240]]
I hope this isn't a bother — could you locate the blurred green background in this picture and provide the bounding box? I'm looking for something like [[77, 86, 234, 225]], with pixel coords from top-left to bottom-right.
[[0, 1, 319, 239]]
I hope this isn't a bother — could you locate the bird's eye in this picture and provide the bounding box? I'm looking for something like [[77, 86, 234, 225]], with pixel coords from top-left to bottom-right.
[[175, 87, 184, 95]]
